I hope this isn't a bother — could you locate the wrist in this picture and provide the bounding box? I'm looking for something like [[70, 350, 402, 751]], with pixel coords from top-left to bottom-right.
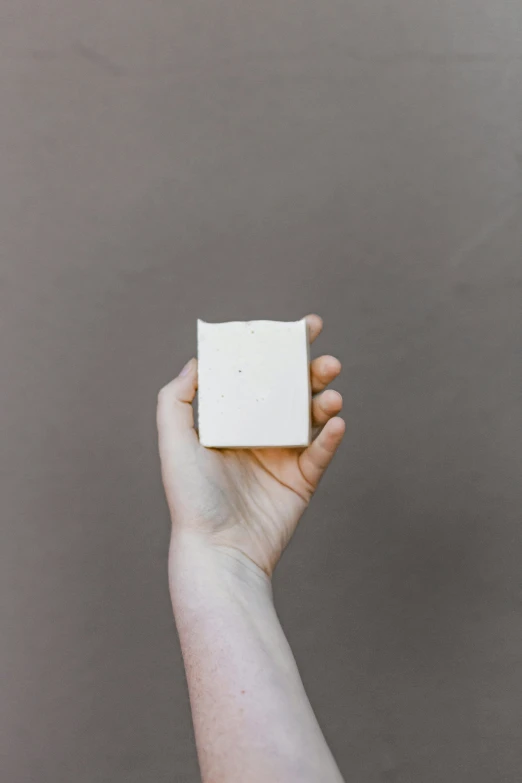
[[168, 529, 273, 616]]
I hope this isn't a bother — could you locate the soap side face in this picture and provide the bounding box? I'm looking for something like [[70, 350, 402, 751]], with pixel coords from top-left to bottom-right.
[[197, 319, 311, 448]]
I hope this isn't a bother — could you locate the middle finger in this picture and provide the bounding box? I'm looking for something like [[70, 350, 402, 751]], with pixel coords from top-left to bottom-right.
[[311, 355, 342, 393]]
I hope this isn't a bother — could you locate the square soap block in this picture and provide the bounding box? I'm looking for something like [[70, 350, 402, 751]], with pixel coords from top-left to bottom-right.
[[197, 318, 311, 448]]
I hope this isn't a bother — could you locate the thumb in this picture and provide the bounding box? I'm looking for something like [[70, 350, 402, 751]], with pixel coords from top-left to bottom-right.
[[157, 358, 199, 462]]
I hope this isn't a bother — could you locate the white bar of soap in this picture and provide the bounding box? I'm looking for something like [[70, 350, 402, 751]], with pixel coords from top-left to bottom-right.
[[197, 318, 311, 448]]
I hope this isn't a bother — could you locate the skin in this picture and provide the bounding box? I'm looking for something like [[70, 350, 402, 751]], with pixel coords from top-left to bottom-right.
[[157, 314, 346, 783]]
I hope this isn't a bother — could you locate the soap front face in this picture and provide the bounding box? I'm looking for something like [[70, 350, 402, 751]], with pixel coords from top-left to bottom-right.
[[197, 319, 311, 448]]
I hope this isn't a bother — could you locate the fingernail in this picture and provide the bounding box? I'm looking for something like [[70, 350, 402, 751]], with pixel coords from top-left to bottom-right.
[[179, 358, 193, 377]]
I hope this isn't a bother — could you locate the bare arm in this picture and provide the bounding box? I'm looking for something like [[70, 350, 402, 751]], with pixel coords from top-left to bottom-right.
[[157, 314, 345, 783], [170, 534, 344, 783]]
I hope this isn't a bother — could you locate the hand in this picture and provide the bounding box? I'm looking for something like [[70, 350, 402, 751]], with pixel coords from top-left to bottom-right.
[[157, 314, 345, 577]]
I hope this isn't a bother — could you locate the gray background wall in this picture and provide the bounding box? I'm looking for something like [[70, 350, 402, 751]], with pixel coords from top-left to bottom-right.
[[1, 1, 522, 781]]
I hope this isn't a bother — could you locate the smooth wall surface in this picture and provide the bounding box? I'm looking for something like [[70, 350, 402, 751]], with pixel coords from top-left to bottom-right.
[[1, 2, 522, 781]]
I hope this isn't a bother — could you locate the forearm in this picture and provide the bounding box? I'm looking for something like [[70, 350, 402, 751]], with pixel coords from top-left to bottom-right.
[[169, 531, 344, 783]]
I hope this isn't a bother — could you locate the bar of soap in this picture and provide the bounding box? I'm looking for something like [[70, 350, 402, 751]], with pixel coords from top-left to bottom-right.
[[197, 318, 311, 448]]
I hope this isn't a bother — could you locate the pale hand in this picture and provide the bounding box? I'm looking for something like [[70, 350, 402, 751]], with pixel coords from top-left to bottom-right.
[[157, 314, 345, 576]]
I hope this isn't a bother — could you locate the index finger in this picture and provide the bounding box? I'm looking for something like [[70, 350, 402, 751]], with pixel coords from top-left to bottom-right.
[[305, 314, 323, 344]]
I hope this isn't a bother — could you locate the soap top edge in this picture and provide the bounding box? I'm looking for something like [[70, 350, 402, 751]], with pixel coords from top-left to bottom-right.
[[197, 318, 307, 327]]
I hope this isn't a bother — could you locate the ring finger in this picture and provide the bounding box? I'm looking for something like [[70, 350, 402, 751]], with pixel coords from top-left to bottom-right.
[[312, 389, 343, 428]]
